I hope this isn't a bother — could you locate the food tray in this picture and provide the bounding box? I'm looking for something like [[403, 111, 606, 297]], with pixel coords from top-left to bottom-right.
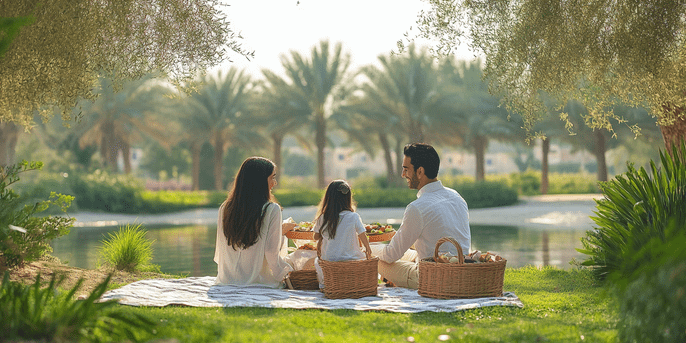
[[285, 230, 315, 240], [366, 231, 395, 242]]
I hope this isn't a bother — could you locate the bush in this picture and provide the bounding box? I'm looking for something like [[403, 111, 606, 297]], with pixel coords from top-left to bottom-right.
[[578, 142, 686, 280], [508, 170, 540, 195], [69, 169, 144, 213], [0, 271, 155, 342], [97, 223, 159, 273], [273, 188, 324, 207], [139, 190, 213, 212], [453, 181, 519, 208], [547, 173, 600, 194], [1, 161, 74, 271], [612, 219, 686, 343]]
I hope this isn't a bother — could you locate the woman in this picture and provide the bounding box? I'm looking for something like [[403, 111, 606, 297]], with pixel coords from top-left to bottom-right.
[[213, 157, 294, 287]]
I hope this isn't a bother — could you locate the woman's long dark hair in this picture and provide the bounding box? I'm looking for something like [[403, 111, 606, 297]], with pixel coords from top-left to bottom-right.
[[222, 157, 277, 250], [316, 180, 355, 240]]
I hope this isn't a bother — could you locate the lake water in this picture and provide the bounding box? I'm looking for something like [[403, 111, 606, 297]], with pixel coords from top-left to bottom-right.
[[50, 224, 589, 276]]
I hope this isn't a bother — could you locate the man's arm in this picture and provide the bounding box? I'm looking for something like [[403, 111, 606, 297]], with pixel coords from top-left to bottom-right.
[[379, 204, 423, 263]]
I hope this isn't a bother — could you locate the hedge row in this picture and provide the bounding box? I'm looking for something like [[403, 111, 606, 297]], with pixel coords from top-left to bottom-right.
[[14, 170, 521, 214]]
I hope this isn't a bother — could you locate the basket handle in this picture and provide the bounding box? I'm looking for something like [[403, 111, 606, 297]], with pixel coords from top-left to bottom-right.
[[433, 237, 464, 264]]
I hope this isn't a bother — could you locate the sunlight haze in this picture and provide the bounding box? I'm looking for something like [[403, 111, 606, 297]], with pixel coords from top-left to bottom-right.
[[218, 0, 479, 76]]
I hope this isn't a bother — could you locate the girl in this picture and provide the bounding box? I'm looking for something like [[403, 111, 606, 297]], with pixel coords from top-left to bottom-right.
[[214, 157, 294, 287], [313, 180, 372, 288]]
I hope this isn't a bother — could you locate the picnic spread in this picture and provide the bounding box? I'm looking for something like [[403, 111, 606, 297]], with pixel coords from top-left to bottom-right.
[[99, 276, 523, 313]]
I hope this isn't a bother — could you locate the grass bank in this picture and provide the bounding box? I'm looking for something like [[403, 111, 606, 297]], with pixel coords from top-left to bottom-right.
[[101, 266, 615, 342]]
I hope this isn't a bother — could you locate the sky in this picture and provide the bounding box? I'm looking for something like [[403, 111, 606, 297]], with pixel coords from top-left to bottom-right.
[[215, 0, 480, 77]]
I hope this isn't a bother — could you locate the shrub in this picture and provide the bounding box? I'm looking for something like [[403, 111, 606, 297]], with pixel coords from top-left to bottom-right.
[[1, 161, 74, 271], [0, 271, 155, 342], [273, 188, 324, 207], [453, 181, 519, 208], [69, 169, 144, 213], [139, 190, 212, 213], [612, 219, 686, 343], [578, 142, 686, 280], [507, 170, 540, 195], [97, 223, 158, 273]]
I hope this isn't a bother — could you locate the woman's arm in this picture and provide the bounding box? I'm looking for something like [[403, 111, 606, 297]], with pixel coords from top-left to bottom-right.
[[264, 204, 293, 280]]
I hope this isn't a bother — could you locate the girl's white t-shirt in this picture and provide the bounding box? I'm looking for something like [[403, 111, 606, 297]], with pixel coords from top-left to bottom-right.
[[314, 211, 366, 262]]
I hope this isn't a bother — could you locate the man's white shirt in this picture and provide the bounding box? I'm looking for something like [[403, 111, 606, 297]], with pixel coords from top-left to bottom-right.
[[378, 180, 471, 262]]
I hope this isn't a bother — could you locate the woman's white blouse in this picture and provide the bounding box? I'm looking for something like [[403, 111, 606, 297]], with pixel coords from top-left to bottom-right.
[[214, 202, 293, 287]]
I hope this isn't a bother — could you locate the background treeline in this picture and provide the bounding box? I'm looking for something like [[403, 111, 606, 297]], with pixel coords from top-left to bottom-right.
[[4, 42, 662, 198], [12, 168, 601, 214]]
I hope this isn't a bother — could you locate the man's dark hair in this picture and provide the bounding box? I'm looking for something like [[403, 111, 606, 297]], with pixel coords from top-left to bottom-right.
[[404, 143, 440, 179]]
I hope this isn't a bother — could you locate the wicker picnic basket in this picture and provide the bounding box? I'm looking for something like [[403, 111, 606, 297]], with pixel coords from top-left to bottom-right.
[[284, 269, 319, 290], [317, 243, 379, 299], [418, 237, 506, 299]]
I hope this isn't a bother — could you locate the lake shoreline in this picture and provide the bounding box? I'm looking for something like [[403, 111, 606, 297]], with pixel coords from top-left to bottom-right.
[[70, 193, 603, 231]]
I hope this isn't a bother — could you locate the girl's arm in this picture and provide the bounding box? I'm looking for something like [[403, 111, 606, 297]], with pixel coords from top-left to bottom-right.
[[357, 232, 372, 260]]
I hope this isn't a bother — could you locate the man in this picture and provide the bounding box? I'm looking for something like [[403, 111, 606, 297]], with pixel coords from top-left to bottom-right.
[[376, 143, 471, 289]]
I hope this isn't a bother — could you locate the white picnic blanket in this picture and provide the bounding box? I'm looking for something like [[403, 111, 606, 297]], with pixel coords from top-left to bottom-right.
[[100, 276, 523, 313]]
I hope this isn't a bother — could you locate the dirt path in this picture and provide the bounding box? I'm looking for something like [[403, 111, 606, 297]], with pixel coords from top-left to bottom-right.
[[7, 257, 175, 296]]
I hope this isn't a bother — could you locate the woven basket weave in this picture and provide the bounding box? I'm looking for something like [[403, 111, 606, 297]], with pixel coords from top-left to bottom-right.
[[317, 242, 379, 299], [284, 269, 319, 290], [418, 237, 506, 299]]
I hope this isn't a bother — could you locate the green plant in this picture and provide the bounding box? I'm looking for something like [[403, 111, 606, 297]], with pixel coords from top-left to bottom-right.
[[578, 142, 686, 280], [68, 169, 144, 213], [1, 161, 75, 271], [612, 219, 686, 343], [0, 271, 155, 342], [97, 223, 157, 273]]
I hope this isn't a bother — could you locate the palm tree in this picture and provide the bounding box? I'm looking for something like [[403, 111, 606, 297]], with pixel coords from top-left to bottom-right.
[[179, 67, 263, 190], [361, 45, 443, 145], [332, 91, 404, 186], [440, 59, 520, 181], [74, 74, 171, 173], [280, 40, 351, 188], [255, 70, 312, 183]]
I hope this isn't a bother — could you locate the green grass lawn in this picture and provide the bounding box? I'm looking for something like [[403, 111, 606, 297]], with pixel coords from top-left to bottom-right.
[[104, 266, 617, 343]]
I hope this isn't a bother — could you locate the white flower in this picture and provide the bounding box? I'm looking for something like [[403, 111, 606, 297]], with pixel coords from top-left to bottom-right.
[[8, 225, 27, 233]]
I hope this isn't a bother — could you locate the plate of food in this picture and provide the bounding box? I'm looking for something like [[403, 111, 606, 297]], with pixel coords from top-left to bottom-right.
[[364, 223, 396, 242], [285, 221, 315, 240], [297, 242, 317, 251]]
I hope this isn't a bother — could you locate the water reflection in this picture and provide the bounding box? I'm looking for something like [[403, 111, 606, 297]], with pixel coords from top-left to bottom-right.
[[50, 224, 588, 276]]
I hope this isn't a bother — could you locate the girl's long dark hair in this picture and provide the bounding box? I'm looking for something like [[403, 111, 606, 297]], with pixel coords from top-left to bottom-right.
[[222, 157, 277, 250], [316, 180, 355, 240]]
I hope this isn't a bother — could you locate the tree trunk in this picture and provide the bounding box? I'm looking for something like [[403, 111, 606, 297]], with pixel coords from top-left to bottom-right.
[[659, 115, 686, 154], [102, 121, 119, 172], [315, 111, 326, 189], [190, 142, 201, 191], [213, 135, 225, 191], [593, 130, 608, 182], [541, 138, 550, 195], [272, 134, 284, 185], [0, 123, 20, 167], [474, 136, 487, 181], [408, 118, 425, 144], [395, 139, 404, 187], [122, 140, 132, 174], [379, 133, 395, 185]]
